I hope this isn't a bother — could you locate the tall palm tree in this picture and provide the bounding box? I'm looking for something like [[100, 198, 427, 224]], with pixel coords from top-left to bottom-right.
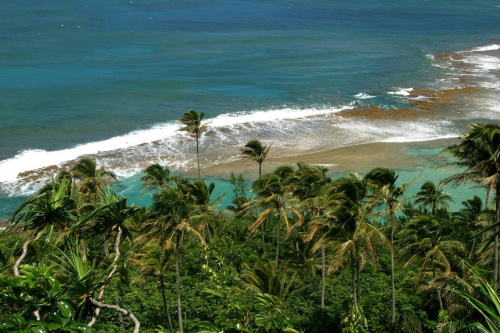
[[443, 123, 500, 287], [241, 140, 270, 179], [186, 179, 221, 267], [307, 173, 387, 307], [10, 178, 77, 276], [288, 163, 331, 261], [140, 163, 172, 190], [178, 109, 207, 180], [248, 173, 302, 266], [364, 167, 409, 325], [132, 241, 175, 331], [146, 186, 204, 332], [71, 158, 117, 203], [305, 188, 342, 309]]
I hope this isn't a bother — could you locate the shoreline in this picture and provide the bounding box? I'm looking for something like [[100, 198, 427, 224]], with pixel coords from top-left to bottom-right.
[[202, 137, 457, 180]]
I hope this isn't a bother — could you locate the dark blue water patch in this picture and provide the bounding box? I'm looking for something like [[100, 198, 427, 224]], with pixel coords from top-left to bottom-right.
[[0, 196, 27, 222]]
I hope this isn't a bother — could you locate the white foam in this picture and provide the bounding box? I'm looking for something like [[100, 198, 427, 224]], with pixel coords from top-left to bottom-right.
[[354, 93, 376, 99], [0, 123, 180, 183], [472, 44, 500, 52], [0, 105, 355, 185], [208, 105, 353, 128], [463, 54, 500, 71], [388, 88, 413, 96]]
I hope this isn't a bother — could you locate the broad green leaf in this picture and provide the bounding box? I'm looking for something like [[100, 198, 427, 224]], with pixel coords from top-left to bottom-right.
[[57, 300, 75, 319]]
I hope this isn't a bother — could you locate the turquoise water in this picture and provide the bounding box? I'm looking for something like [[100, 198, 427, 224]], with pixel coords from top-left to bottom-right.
[[1, 0, 500, 216]]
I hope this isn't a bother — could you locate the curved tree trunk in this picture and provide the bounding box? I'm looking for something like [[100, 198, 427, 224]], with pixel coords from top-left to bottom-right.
[[14, 236, 41, 321], [13, 238, 32, 276], [89, 226, 122, 327], [89, 296, 140, 333]]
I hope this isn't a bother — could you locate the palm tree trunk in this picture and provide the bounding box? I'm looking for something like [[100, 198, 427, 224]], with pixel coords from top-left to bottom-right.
[[89, 296, 140, 333], [176, 232, 184, 333], [275, 214, 281, 266], [89, 226, 122, 327], [350, 250, 357, 307], [431, 255, 444, 311], [295, 228, 300, 260], [356, 250, 361, 305], [495, 184, 500, 289], [390, 229, 396, 325], [160, 274, 173, 331], [261, 223, 266, 254], [321, 245, 325, 309]]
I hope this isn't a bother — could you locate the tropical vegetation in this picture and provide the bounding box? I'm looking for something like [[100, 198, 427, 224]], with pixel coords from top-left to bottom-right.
[[1, 123, 500, 332]]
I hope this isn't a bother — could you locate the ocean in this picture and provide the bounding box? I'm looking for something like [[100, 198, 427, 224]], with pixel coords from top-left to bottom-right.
[[1, 0, 499, 216]]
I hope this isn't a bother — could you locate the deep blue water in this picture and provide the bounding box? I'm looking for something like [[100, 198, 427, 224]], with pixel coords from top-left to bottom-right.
[[1, 0, 500, 216]]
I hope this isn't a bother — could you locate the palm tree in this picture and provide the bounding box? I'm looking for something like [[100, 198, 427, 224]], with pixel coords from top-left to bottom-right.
[[240, 140, 271, 252], [10, 178, 77, 276], [248, 173, 302, 266], [305, 188, 342, 309], [71, 158, 117, 203], [443, 123, 500, 287], [141, 163, 173, 190], [414, 181, 453, 216], [241, 140, 270, 179], [186, 179, 221, 267], [308, 173, 387, 307], [178, 109, 207, 180], [364, 167, 409, 325], [288, 163, 331, 263], [145, 186, 204, 332], [399, 215, 465, 312], [132, 241, 175, 331]]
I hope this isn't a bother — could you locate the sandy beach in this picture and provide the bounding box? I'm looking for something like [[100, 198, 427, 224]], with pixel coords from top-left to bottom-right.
[[202, 137, 457, 180]]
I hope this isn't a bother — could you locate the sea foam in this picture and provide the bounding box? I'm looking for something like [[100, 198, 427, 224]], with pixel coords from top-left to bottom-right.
[[388, 88, 413, 96], [354, 93, 376, 99], [0, 105, 353, 186], [472, 44, 500, 52]]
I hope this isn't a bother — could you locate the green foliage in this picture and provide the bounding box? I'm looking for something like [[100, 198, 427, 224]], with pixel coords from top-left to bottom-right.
[[4, 123, 500, 332], [0, 265, 94, 332]]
